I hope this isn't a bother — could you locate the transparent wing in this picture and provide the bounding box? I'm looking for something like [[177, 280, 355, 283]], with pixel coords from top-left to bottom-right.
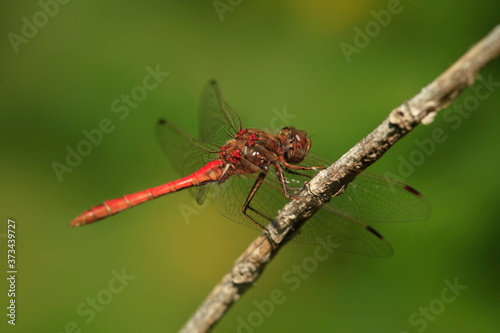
[[211, 173, 284, 230], [199, 80, 242, 147], [156, 119, 218, 204], [331, 173, 431, 222], [299, 153, 431, 223], [295, 207, 393, 257], [209, 169, 393, 257]]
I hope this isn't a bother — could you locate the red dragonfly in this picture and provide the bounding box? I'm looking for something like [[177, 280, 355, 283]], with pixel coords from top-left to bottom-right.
[[70, 80, 430, 256]]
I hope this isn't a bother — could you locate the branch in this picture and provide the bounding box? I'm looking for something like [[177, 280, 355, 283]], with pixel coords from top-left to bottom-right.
[[179, 25, 500, 333]]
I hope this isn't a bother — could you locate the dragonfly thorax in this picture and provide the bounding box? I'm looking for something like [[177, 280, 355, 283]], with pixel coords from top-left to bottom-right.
[[218, 129, 280, 174]]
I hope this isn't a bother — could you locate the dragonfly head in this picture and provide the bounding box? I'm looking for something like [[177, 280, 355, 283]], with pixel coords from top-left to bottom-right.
[[280, 127, 311, 164]]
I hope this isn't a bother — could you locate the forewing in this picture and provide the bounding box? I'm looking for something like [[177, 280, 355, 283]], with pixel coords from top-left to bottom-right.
[[156, 119, 217, 204], [199, 80, 242, 147], [332, 173, 431, 222], [269, 163, 393, 256], [296, 153, 431, 223]]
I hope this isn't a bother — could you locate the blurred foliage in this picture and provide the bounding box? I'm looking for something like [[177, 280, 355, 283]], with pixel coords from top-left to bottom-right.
[[1, 1, 499, 332]]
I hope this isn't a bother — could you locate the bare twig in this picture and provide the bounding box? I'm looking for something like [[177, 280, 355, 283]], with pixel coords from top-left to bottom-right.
[[180, 25, 500, 333]]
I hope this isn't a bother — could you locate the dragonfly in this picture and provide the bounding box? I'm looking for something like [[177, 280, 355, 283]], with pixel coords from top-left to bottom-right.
[[70, 80, 430, 257]]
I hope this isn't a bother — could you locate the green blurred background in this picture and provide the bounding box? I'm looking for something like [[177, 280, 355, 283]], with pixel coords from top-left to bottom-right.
[[1, 1, 499, 332]]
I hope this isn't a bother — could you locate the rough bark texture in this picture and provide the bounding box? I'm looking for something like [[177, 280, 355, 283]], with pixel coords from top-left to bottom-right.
[[179, 25, 500, 333]]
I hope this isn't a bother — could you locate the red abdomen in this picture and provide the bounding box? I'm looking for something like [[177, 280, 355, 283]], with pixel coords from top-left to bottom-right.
[[70, 161, 225, 227]]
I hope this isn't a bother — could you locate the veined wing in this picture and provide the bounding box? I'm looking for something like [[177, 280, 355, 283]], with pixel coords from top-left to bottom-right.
[[294, 206, 393, 257], [209, 168, 393, 256], [199, 80, 242, 147], [299, 153, 431, 223], [156, 119, 218, 204]]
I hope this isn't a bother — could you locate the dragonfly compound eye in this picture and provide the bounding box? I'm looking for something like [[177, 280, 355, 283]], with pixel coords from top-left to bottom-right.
[[280, 127, 311, 164]]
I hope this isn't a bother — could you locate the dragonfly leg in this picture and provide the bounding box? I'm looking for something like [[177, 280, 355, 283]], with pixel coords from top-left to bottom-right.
[[282, 160, 324, 171], [283, 167, 313, 179], [275, 164, 293, 199], [241, 171, 269, 229]]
